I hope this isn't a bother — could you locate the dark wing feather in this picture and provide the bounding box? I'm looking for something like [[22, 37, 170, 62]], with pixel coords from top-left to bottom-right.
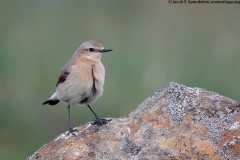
[[56, 57, 76, 87], [56, 69, 70, 86]]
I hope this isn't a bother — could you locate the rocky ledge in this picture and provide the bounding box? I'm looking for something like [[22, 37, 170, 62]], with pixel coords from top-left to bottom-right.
[[28, 82, 240, 160]]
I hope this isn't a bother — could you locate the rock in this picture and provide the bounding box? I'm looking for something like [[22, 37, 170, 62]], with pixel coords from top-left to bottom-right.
[[28, 82, 240, 160]]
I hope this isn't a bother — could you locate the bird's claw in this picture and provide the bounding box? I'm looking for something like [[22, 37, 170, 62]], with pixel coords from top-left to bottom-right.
[[91, 118, 111, 126], [67, 128, 78, 136]]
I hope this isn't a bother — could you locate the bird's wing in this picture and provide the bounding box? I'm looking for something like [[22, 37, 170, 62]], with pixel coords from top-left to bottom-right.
[[56, 57, 76, 86], [56, 69, 70, 86]]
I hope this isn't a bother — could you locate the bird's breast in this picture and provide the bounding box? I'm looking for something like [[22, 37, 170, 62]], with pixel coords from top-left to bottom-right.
[[56, 61, 105, 105]]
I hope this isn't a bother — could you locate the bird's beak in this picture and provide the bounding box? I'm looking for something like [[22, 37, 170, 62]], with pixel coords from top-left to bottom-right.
[[100, 48, 113, 53]]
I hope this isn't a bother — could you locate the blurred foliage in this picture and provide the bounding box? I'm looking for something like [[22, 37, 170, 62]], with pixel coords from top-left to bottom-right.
[[0, 0, 240, 159]]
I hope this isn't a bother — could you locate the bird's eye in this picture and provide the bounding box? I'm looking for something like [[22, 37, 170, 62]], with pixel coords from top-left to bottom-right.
[[89, 48, 94, 52]]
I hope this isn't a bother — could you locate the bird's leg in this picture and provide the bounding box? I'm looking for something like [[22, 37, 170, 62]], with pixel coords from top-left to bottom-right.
[[87, 105, 109, 126], [66, 104, 78, 136]]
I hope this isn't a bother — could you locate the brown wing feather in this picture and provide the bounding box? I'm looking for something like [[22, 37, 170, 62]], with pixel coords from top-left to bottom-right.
[[56, 56, 76, 87], [56, 69, 70, 86]]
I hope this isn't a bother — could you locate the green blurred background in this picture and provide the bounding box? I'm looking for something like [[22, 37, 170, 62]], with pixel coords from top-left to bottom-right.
[[0, 0, 240, 159]]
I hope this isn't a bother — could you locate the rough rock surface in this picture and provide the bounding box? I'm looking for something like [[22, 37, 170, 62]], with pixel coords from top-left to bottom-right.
[[28, 82, 240, 160]]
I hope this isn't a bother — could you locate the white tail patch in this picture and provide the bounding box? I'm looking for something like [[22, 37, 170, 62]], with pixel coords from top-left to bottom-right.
[[49, 92, 58, 100]]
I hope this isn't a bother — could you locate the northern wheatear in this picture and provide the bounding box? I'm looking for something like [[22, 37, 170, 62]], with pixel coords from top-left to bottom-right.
[[42, 40, 112, 135]]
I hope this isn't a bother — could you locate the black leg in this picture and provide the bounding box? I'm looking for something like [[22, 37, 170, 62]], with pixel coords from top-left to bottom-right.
[[87, 105, 109, 126], [87, 105, 100, 119], [67, 104, 78, 136]]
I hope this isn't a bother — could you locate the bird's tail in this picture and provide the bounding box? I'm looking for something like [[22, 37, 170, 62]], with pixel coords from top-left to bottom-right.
[[42, 92, 60, 106], [42, 99, 60, 105]]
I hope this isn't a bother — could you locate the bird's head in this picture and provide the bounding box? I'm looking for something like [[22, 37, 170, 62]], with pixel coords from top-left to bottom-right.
[[77, 40, 112, 62]]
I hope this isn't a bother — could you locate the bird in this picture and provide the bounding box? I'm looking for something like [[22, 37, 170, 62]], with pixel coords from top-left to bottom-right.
[[42, 40, 112, 136]]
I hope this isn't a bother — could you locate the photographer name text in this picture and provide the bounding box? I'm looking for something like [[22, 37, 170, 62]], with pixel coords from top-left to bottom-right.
[[169, 0, 240, 4]]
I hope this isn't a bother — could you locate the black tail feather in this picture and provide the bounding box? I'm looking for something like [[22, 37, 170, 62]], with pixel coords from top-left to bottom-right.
[[42, 99, 60, 105]]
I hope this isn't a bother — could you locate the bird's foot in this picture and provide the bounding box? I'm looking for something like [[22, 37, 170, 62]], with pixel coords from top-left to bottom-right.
[[91, 118, 111, 126], [67, 127, 78, 136]]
